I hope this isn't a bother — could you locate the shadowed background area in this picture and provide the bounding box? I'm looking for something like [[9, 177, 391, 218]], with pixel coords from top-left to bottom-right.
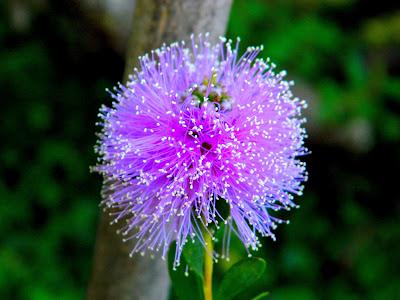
[[1, 0, 399, 299]]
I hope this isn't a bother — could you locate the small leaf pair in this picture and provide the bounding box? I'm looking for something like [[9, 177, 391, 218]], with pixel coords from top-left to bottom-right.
[[168, 240, 268, 300]]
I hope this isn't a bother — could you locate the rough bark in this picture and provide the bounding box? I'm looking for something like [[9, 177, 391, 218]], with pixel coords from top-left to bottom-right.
[[124, 0, 233, 81], [87, 0, 232, 299]]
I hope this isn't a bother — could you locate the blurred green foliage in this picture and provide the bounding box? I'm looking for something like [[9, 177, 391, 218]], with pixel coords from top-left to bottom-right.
[[1, 0, 399, 299]]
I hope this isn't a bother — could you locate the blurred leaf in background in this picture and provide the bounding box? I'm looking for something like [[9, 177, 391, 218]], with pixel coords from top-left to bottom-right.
[[1, 1, 123, 299]]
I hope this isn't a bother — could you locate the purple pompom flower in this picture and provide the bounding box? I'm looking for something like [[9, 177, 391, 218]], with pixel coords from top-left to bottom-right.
[[94, 34, 307, 266]]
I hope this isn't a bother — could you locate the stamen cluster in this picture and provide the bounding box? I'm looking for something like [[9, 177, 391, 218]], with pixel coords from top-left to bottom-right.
[[94, 34, 308, 266]]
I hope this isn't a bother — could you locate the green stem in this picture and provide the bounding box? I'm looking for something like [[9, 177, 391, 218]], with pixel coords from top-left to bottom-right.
[[203, 228, 214, 300]]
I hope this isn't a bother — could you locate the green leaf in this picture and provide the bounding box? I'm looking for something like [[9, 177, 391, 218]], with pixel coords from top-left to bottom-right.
[[168, 242, 204, 300], [182, 237, 204, 279], [251, 291, 270, 300], [217, 257, 266, 300]]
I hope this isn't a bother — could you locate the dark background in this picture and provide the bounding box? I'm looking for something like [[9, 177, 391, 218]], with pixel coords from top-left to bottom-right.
[[1, 0, 399, 299]]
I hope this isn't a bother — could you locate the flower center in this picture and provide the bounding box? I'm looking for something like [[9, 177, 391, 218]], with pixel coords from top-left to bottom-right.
[[189, 73, 231, 112]]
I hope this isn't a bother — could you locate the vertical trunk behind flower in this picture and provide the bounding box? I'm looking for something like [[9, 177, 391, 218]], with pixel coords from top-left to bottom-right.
[[87, 1, 232, 299]]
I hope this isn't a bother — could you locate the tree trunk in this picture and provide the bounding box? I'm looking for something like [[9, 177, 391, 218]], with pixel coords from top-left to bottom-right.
[[87, 0, 233, 299]]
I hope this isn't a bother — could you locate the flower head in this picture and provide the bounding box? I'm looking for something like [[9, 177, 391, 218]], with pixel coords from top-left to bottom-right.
[[94, 34, 308, 266]]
